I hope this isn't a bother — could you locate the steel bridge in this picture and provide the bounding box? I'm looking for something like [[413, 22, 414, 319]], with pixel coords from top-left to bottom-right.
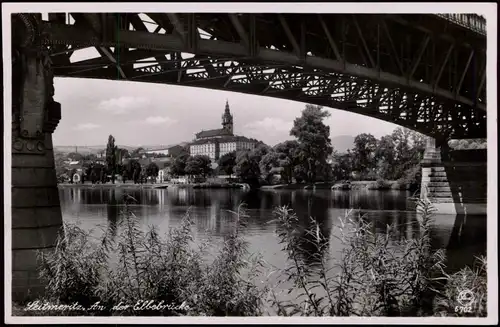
[[17, 12, 487, 139]]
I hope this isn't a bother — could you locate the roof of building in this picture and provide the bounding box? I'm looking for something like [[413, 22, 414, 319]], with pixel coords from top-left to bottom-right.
[[195, 128, 233, 139], [190, 135, 260, 146], [145, 144, 184, 152], [152, 157, 172, 163]]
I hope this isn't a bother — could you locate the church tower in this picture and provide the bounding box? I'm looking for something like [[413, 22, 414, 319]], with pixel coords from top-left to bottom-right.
[[221, 100, 234, 135]]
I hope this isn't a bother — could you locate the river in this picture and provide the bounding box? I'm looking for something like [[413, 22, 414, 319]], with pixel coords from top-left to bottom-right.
[[59, 187, 486, 307]]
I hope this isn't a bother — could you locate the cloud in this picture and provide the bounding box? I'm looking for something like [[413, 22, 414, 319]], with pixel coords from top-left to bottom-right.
[[144, 116, 177, 125], [244, 117, 293, 133], [97, 96, 150, 115], [74, 123, 101, 131]]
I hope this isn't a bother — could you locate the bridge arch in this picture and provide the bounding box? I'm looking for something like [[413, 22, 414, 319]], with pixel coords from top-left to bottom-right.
[[39, 12, 487, 139]]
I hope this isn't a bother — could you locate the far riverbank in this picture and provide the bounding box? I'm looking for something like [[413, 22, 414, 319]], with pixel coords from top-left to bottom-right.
[[58, 180, 409, 192], [57, 182, 248, 190], [58, 183, 170, 189], [260, 180, 407, 191]]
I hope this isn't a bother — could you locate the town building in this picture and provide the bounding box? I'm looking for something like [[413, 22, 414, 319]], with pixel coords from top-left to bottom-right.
[[145, 144, 184, 157], [189, 100, 260, 161]]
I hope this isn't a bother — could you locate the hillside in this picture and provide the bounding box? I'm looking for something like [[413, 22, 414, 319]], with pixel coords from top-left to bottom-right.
[[54, 143, 189, 154]]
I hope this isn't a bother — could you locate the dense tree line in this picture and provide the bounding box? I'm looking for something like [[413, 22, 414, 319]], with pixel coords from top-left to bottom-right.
[[334, 127, 427, 182], [448, 138, 487, 150]]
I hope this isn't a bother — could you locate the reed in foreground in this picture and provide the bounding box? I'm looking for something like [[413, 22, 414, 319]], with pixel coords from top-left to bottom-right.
[[268, 198, 487, 317], [34, 199, 266, 316], [17, 198, 486, 317]]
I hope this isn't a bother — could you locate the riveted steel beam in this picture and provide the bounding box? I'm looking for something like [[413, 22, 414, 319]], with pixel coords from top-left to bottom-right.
[[409, 35, 430, 79], [434, 44, 454, 90], [379, 18, 404, 75], [43, 22, 485, 110], [477, 66, 486, 99], [228, 14, 250, 51], [278, 14, 300, 57], [352, 15, 376, 68], [186, 13, 198, 52], [248, 14, 258, 57], [97, 47, 126, 78], [166, 13, 186, 42], [318, 15, 342, 62], [456, 49, 474, 97], [40, 14, 486, 138]]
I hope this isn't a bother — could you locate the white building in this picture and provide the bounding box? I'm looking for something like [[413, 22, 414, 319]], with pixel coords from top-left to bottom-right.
[[189, 100, 260, 162], [219, 138, 257, 157], [190, 141, 217, 161], [190, 136, 258, 161], [145, 145, 184, 157], [145, 149, 170, 156]]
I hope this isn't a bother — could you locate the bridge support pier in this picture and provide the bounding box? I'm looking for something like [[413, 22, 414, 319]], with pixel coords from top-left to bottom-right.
[[11, 14, 63, 302], [420, 137, 487, 215]]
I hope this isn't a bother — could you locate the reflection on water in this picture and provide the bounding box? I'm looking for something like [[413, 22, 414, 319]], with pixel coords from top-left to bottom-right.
[[60, 188, 486, 273]]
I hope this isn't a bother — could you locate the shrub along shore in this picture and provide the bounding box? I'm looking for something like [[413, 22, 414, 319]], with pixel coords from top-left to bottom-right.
[[14, 199, 486, 317]]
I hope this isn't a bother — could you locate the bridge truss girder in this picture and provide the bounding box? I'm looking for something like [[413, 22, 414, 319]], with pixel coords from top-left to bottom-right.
[[35, 12, 486, 139]]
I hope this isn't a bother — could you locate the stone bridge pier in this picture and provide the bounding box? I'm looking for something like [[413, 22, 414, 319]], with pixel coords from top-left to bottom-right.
[[420, 137, 487, 215], [11, 14, 63, 302]]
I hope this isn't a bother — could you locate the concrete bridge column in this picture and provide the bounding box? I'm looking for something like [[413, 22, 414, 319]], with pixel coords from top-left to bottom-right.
[[420, 137, 452, 210], [421, 137, 487, 215], [11, 13, 63, 302]]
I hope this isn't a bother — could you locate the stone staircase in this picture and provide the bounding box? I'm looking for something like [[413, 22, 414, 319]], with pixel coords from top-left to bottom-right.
[[420, 141, 487, 214]]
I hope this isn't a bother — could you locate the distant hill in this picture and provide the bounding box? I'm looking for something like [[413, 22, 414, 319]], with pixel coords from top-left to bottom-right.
[[142, 142, 189, 151], [331, 135, 355, 153], [54, 145, 138, 154], [54, 146, 104, 154], [55, 143, 190, 154]]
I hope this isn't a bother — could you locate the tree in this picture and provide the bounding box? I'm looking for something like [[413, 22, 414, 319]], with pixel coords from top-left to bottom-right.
[[392, 127, 412, 160], [389, 127, 429, 179], [170, 153, 189, 177], [274, 140, 300, 184], [218, 151, 237, 176], [67, 152, 83, 161], [88, 163, 106, 184], [115, 148, 129, 164], [332, 150, 355, 181], [126, 159, 142, 184], [122, 169, 128, 184], [131, 147, 145, 158], [82, 153, 97, 161], [290, 104, 333, 183], [146, 162, 160, 182], [293, 164, 308, 184], [185, 155, 212, 177], [121, 148, 131, 159], [234, 150, 260, 185], [259, 151, 280, 184], [106, 135, 118, 184], [352, 133, 378, 175], [54, 152, 69, 183], [234, 145, 270, 185], [374, 135, 396, 179]]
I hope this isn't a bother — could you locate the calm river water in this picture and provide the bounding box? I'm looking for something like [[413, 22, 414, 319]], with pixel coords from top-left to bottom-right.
[[59, 187, 487, 312], [60, 187, 486, 274]]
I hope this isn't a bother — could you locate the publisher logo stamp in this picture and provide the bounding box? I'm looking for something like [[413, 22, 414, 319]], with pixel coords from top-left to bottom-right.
[[455, 289, 475, 314]]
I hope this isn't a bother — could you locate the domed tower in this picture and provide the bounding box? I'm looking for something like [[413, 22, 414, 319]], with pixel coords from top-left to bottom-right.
[[221, 100, 234, 135]]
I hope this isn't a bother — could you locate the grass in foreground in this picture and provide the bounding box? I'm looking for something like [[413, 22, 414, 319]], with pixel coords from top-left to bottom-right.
[[14, 198, 487, 317]]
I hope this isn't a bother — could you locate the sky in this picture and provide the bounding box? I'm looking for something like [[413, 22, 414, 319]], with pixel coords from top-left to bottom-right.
[[52, 77, 399, 148]]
